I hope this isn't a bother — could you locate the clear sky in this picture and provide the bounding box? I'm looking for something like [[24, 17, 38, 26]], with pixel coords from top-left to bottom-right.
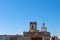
[[0, 0, 60, 38]]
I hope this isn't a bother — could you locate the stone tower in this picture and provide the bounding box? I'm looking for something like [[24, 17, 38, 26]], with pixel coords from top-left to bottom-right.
[[29, 22, 37, 32]]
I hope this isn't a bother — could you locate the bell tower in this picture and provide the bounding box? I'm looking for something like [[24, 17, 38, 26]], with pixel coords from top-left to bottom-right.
[[41, 23, 47, 32], [29, 22, 37, 32]]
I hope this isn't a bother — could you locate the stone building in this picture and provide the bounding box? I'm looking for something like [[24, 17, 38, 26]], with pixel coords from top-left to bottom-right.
[[23, 22, 51, 40], [51, 36, 58, 40], [17, 37, 31, 40]]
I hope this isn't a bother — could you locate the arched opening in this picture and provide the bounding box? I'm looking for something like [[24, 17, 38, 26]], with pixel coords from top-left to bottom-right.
[[32, 25, 34, 29], [31, 37, 42, 40]]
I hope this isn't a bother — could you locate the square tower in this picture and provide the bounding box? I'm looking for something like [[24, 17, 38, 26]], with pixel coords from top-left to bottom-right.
[[29, 22, 37, 32]]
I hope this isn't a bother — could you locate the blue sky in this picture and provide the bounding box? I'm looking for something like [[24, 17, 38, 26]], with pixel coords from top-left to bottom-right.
[[0, 0, 60, 38]]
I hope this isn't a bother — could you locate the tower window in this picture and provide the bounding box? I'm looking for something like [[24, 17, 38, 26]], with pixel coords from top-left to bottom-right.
[[32, 25, 34, 29]]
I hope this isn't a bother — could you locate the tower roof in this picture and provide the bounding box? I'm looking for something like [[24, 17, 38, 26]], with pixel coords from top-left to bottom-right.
[[42, 23, 45, 27], [30, 22, 37, 24]]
